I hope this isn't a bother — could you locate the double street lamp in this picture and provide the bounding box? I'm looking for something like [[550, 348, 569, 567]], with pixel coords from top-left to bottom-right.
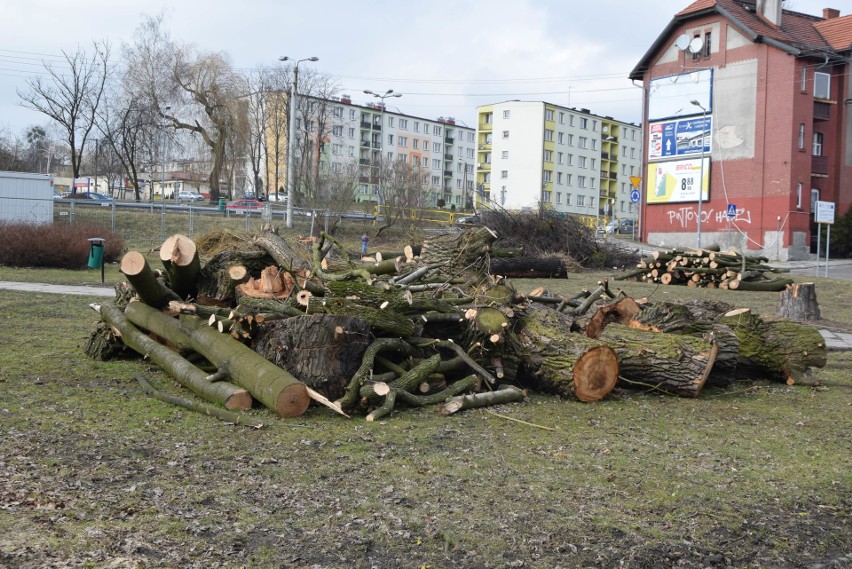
[[690, 99, 708, 249], [279, 56, 319, 228], [363, 89, 402, 206]]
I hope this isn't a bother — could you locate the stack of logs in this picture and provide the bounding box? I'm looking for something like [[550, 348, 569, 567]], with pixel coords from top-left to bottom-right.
[[617, 244, 794, 291], [85, 228, 828, 423]]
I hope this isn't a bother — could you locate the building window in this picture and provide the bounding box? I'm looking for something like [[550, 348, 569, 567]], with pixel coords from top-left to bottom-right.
[[503, 110, 511, 119], [332, 143, 342, 155], [557, 172, 563, 185], [543, 171, 552, 182], [502, 130, 510, 139], [433, 142, 441, 152], [434, 126, 442, 136], [332, 125, 343, 136], [348, 127, 355, 138], [542, 190, 551, 203], [567, 154, 574, 166], [811, 189, 820, 212], [414, 122, 420, 132], [590, 158, 596, 169], [432, 159, 441, 170], [501, 170, 508, 179], [413, 139, 419, 150], [557, 132, 564, 144], [399, 119, 408, 130], [424, 124, 431, 134], [482, 114, 491, 125], [557, 152, 563, 164], [704, 31, 711, 57], [798, 123, 806, 150], [349, 109, 356, 120], [578, 176, 586, 188], [559, 112, 565, 124], [796, 183, 803, 209], [556, 192, 562, 204], [579, 156, 587, 168], [580, 117, 588, 129], [568, 134, 574, 146], [801, 66, 807, 92], [399, 136, 408, 148], [544, 129, 554, 141], [545, 109, 554, 121], [578, 195, 585, 206], [387, 134, 394, 145], [813, 132, 823, 156], [579, 137, 588, 149], [544, 149, 553, 162], [502, 150, 509, 159], [814, 72, 831, 99], [566, 193, 572, 205], [387, 117, 394, 127], [566, 174, 572, 186]]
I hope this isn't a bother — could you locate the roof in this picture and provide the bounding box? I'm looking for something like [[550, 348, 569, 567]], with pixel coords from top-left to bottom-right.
[[814, 14, 852, 51], [630, 0, 848, 79]]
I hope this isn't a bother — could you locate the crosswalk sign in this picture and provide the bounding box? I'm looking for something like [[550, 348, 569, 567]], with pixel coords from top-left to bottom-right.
[[727, 204, 736, 218]]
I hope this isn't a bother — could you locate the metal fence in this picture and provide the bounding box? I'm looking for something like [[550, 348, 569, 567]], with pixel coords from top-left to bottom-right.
[[49, 199, 325, 250]]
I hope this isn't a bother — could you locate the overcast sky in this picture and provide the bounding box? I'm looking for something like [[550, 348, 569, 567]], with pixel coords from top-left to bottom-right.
[[0, 0, 837, 137]]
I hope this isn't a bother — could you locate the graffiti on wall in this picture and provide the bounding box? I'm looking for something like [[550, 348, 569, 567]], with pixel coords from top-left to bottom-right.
[[666, 206, 752, 228]]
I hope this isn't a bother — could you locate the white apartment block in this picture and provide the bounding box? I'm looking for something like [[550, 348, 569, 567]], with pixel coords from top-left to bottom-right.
[[475, 101, 643, 225], [277, 94, 476, 207]]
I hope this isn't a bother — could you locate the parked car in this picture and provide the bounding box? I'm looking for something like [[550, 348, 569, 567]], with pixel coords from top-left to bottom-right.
[[225, 198, 263, 212], [456, 214, 480, 225], [87, 192, 113, 202], [605, 218, 636, 234], [177, 190, 205, 202]]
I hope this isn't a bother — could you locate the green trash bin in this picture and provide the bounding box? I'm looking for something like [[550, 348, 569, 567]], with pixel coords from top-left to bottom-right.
[[87, 238, 104, 269], [218, 198, 226, 211]]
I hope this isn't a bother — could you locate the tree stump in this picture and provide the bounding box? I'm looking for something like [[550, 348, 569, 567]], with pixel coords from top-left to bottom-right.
[[778, 283, 820, 321], [252, 314, 372, 401]]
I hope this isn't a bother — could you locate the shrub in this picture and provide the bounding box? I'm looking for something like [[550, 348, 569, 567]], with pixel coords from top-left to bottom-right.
[[0, 222, 124, 269]]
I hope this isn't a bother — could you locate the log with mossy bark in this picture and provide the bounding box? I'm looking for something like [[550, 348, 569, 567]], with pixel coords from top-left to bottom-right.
[[514, 303, 619, 402], [120, 251, 181, 308], [173, 315, 310, 417], [95, 302, 252, 411], [718, 308, 826, 384], [598, 323, 718, 397]]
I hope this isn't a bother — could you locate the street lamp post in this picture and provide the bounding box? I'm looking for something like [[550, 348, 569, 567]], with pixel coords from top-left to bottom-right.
[[364, 89, 401, 211], [162, 106, 170, 205], [690, 100, 708, 249], [280, 56, 319, 228]]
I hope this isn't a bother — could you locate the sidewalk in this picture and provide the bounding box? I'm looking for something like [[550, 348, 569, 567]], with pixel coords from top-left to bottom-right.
[[0, 280, 114, 297]]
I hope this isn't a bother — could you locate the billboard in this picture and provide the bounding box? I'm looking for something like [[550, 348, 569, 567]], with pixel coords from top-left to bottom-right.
[[647, 157, 710, 204], [648, 116, 711, 160], [648, 69, 713, 121]]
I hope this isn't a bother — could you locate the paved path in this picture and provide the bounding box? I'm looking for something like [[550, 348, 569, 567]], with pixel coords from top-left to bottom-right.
[[0, 281, 114, 297]]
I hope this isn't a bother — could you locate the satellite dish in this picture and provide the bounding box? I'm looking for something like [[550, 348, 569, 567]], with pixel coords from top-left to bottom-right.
[[675, 34, 691, 51], [688, 36, 705, 54]]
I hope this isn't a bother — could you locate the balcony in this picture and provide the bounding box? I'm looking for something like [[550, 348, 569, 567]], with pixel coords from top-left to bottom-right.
[[813, 101, 831, 121], [609, 171, 618, 180], [601, 152, 610, 160], [373, 123, 382, 131], [444, 154, 454, 161], [360, 121, 371, 129], [360, 140, 371, 147], [443, 170, 453, 177], [445, 136, 454, 145], [811, 155, 828, 176], [359, 158, 370, 165]]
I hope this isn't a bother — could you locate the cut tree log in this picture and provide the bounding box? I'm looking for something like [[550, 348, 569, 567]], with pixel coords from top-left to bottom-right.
[[490, 256, 568, 278], [120, 251, 181, 308], [96, 302, 252, 410], [599, 323, 718, 398], [176, 315, 310, 417], [584, 297, 642, 339], [718, 308, 827, 384], [778, 283, 821, 321], [159, 234, 201, 299], [438, 386, 527, 416], [252, 314, 372, 401], [515, 303, 618, 402]]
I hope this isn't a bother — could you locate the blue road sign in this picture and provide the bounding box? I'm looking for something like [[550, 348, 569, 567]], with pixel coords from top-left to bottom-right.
[[727, 204, 737, 218], [630, 189, 640, 203]]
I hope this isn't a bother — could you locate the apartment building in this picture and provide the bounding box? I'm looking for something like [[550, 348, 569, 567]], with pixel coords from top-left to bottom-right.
[[630, 0, 851, 260], [267, 93, 475, 207], [475, 101, 642, 226]]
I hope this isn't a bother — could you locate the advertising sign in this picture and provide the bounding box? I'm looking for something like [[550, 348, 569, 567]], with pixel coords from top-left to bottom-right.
[[648, 116, 711, 160], [815, 201, 835, 224], [646, 157, 710, 204], [647, 68, 713, 121]]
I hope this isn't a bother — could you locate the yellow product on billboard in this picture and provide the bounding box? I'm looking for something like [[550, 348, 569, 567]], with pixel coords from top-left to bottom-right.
[[646, 157, 710, 204]]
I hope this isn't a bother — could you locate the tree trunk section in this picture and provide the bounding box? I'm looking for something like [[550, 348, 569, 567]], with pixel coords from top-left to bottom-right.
[[178, 315, 310, 417], [599, 323, 718, 398], [100, 302, 252, 410], [160, 234, 201, 299], [718, 308, 827, 384], [196, 249, 276, 306], [120, 251, 181, 308], [252, 314, 371, 401], [778, 283, 821, 321], [515, 304, 618, 402]]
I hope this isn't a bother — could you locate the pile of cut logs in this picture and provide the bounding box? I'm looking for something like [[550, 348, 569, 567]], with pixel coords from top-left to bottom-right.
[[85, 228, 827, 423], [617, 244, 794, 291]]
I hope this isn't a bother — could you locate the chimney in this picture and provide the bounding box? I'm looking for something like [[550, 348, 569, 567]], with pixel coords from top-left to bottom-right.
[[823, 8, 840, 19], [756, 0, 782, 26]]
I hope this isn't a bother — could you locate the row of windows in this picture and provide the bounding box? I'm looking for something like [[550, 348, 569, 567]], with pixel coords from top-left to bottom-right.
[[485, 110, 639, 141]]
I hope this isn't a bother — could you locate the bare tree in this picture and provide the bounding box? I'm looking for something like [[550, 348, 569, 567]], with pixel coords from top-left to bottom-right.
[[18, 41, 110, 187], [374, 159, 433, 237]]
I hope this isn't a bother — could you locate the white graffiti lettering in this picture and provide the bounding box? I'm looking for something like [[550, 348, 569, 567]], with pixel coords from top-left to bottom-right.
[[666, 207, 752, 228]]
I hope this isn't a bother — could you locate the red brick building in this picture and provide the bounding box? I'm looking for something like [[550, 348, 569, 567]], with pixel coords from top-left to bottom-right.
[[630, 0, 851, 260]]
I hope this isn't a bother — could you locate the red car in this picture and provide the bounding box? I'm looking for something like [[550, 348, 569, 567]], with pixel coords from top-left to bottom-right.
[[225, 198, 263, 212]]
